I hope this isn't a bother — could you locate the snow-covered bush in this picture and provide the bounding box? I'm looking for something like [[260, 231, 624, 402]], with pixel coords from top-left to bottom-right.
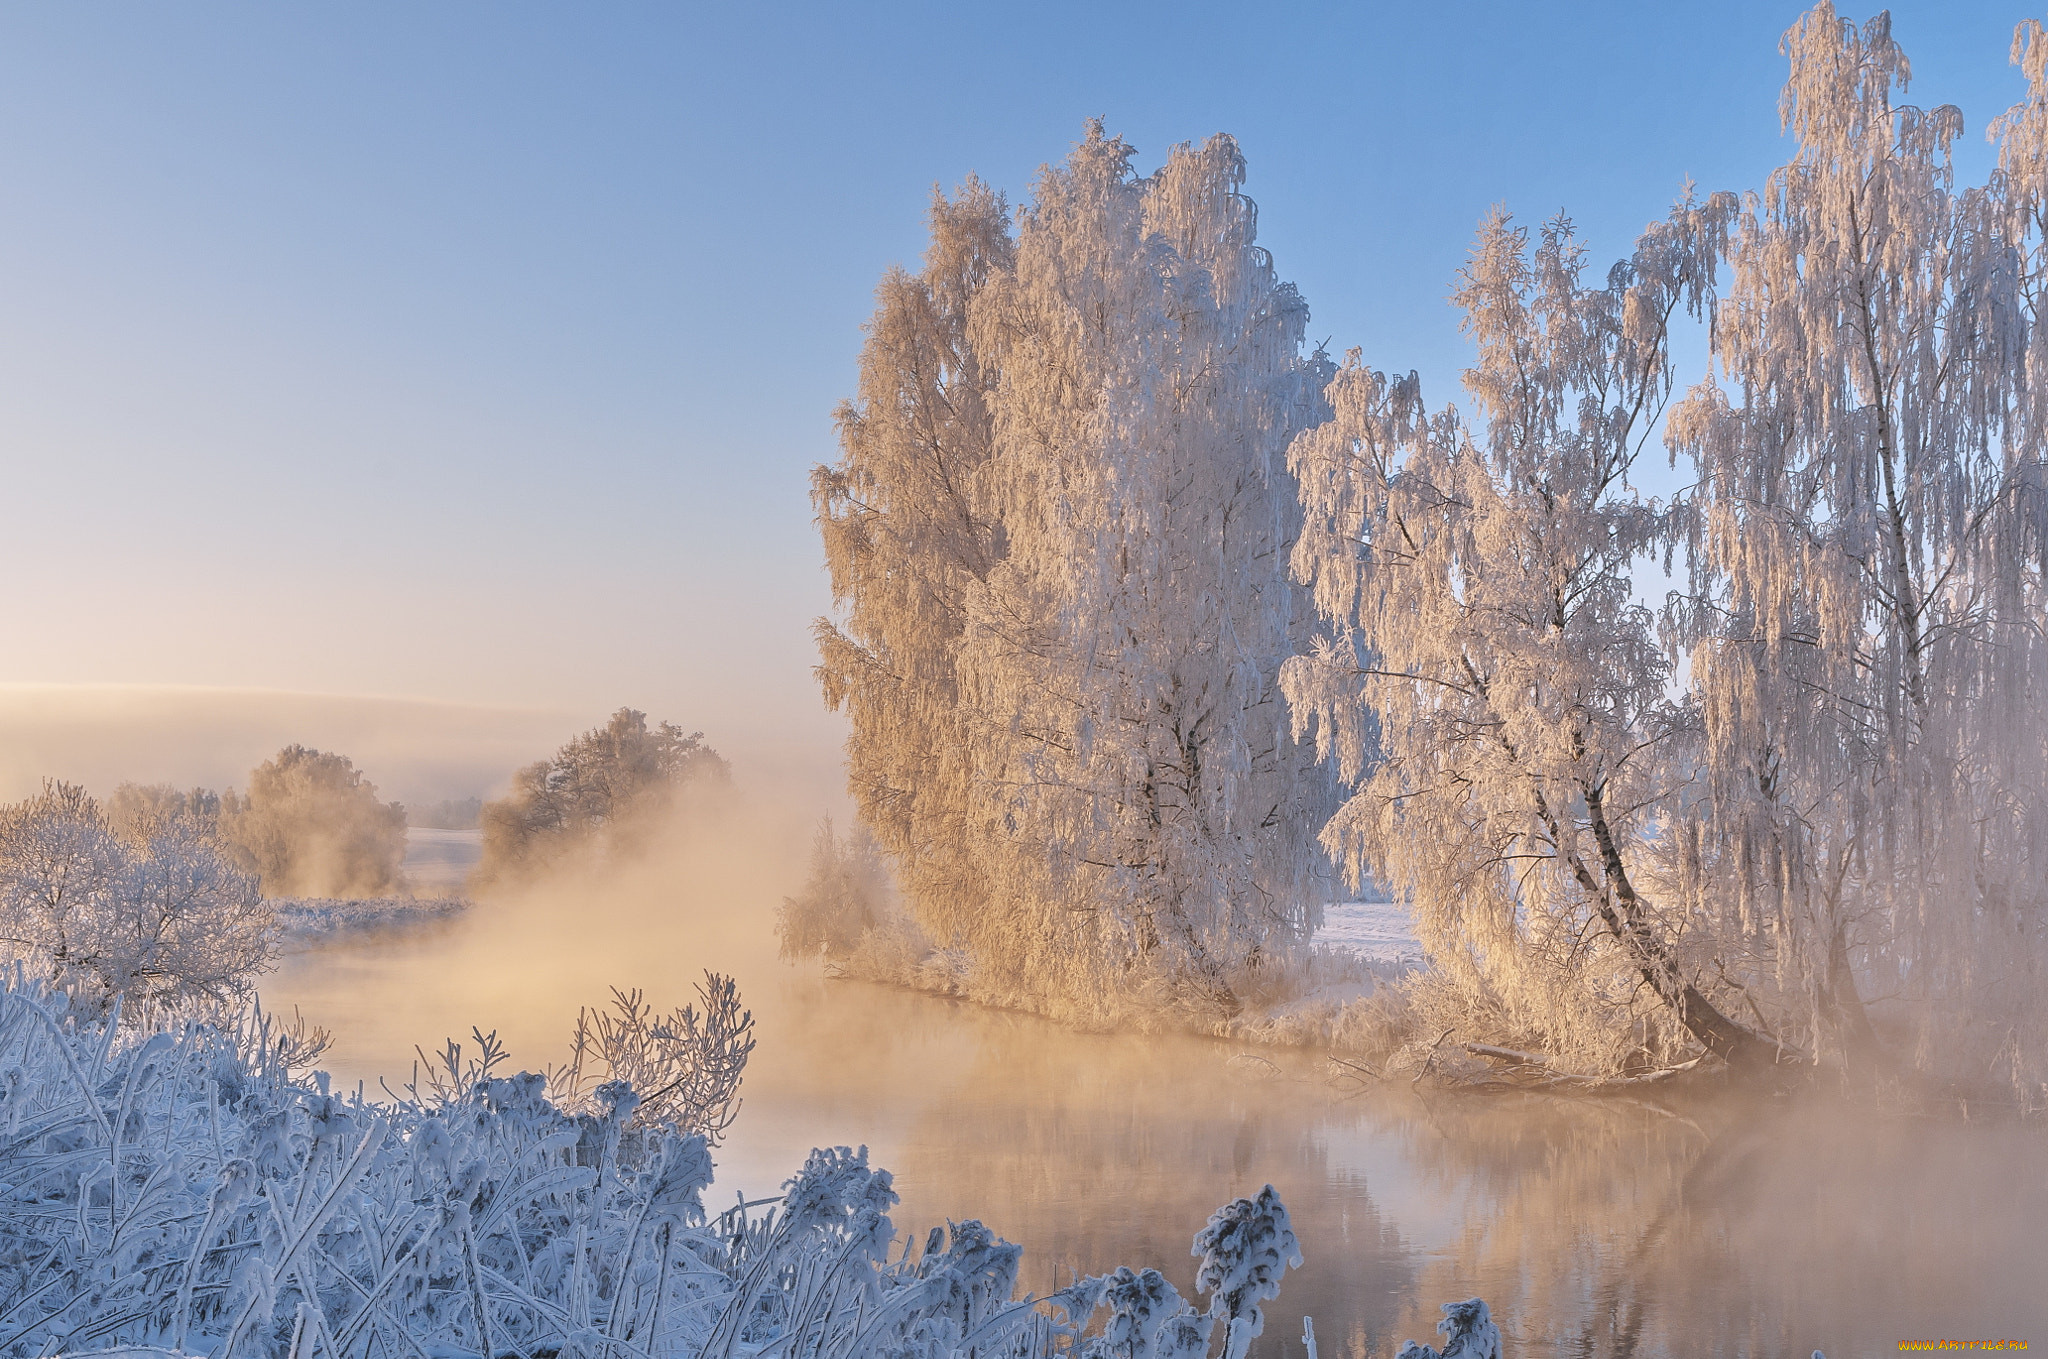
[[775, 821, 989, 996], [0, 970, 1312, 1359], [1394, 1298, 1500, 1359], [0, 781, 272, 1009], [1190, 1185, 1300, 1359]]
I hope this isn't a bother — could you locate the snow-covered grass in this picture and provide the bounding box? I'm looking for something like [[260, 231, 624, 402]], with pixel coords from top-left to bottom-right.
[[0, 968, 1321, 1358], [271, 895, 471, 948]]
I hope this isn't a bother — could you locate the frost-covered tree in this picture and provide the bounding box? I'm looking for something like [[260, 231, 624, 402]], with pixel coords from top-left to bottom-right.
[[107, 781, 223, 841], [1666, 4, 2048, 1088], [222, 745, 407, 898], [818, 126, 1336, 1018], [0, 782, 124, 973], [777, 818, 895, 964], [480, 708, 729, 880], [958, 128, 1335, 1015], [110, 817, 274, 1003], [814, 178, 1012, 948], [1284, 202, 1778, 1072], [0, 781, 271, 1006], [1287, 6, 2048, 1091]]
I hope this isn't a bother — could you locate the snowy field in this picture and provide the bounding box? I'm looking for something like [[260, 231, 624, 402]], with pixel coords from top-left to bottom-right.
[[1313, 898, 1422, 965]]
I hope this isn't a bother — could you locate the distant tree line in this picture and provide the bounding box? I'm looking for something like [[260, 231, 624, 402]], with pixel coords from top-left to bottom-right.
[[411, 796, 484, 830]]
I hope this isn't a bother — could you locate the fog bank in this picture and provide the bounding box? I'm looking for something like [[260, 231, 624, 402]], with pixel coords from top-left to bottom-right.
[[0, 685, 849, 819]]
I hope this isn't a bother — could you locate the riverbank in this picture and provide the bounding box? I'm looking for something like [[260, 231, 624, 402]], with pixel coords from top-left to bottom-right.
[[271, 892, 471, 947]]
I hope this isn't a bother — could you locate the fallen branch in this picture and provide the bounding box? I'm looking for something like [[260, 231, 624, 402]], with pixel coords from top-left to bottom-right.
[[1436, 1050, 1711, 1094], [1463, 1043, 1548, 1068]]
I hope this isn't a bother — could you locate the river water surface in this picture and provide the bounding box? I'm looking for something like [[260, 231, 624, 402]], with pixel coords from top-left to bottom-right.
[[261, 822, 2048, 1358]]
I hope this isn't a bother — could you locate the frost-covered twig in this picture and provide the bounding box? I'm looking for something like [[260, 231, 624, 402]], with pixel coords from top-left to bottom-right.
[[1396, 1297, 1500, 1359]]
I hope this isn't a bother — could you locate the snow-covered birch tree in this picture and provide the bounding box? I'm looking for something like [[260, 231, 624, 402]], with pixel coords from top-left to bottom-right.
[[1666, 4, 2048, 1090], [813, 179, 1012, 947], [1284, 203, 1779, 1073], [817, 127, 1335, 1018], [950, 127, 1334, 1016]]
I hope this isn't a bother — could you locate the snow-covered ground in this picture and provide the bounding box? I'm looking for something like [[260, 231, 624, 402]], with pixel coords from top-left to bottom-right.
[[1313, 898, 1422, 965]]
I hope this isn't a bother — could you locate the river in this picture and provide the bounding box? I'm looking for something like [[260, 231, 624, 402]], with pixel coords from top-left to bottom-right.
[[260, 819, 2048, 1357]]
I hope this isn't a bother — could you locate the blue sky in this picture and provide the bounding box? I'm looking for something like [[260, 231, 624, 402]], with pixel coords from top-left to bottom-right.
[[0, 0, 2033, 801]]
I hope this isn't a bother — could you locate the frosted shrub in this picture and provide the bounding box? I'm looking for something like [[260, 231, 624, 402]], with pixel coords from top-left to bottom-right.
[[550, 973, 757, 1142], [0, 970, 1314, 1358], [1089, 1268, 1202, 1359], [777, 821, 979, 994], [0, 781, 272, 1008], [1395, 1298, 1500, 1359], [270, 895, 470, 946], [1191, 1185, 1301, 1359]]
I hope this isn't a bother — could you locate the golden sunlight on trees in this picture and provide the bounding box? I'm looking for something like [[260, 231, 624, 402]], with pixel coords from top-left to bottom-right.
[[1284, 6, 2048, 1095], [815, 127, 1338, 1025], [219, 745, 407, 898], [479, 707, 729, 882]]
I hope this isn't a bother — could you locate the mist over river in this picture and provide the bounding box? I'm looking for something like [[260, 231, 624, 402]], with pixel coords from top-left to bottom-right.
[[261, 817, 2048, 1358]]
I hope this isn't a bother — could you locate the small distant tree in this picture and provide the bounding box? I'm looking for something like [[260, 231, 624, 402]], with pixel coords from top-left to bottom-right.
[[0, 781, 271, 1007], [107, 782, 223, 841], [220, 746, 407, 899], [777, 818, 894, 963], [479, 708, 729, 880]]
